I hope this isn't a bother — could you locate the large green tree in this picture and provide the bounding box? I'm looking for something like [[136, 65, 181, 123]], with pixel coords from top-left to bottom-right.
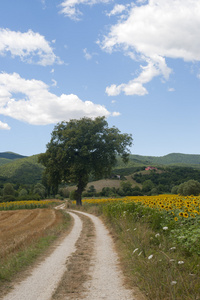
[[39, 117, 132, 205]]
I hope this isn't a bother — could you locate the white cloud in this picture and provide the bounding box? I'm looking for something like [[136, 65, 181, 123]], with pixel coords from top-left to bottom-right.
[[59, 0, 112, 20], [101, 0, 200, 96], [0, 121, 10, 130], [52, 79, 57, 86], [112, 111, 120, 117], [106, 58, 171, 96], [0, 28, 62, 66], [0, 73, 110, 127], [168, 87, 175, 92], [83, 48, 92, 60], [106, 4, 126, 17]]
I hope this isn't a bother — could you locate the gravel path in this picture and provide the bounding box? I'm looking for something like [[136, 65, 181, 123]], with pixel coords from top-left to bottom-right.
[[3, 212, 82, 300], [74, 211, 135, 300], [3, 209, 140, 300]]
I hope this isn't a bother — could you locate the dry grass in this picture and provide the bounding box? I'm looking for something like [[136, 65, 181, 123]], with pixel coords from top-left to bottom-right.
[[0, 208, 72, 296], [53, 213, 95, 300], [67, 179, 122, 192], [0, 209, 63, 260]]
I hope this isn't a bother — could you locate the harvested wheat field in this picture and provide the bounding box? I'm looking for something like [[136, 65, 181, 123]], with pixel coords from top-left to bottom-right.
[[0, 209, 63, 259]]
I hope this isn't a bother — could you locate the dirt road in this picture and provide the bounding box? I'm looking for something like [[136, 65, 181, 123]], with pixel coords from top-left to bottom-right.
[[2, 209, 142, 300]]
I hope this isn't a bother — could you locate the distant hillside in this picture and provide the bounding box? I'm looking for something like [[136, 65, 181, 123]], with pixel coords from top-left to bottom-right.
[[116, 153, 200, 168], [0, 152, 26, 160], [0, 154, 44, 185], [0, 152, 27, 166], [0, 151, 200, 186]]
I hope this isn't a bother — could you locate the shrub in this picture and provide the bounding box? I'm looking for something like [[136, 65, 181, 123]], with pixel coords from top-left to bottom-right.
[[177, 180, 200, 196], [3, 195, 16, 202], [58, 187, 70, 198], [69, 190, 77, 200], [3, 183, 15, 197]]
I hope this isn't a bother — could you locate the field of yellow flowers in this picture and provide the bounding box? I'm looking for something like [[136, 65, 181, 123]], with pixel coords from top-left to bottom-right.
[[82, 194, 200, 255], [83, 194, 200, 221], [81, 195, 200, 299], [0, 199, 61, 210]]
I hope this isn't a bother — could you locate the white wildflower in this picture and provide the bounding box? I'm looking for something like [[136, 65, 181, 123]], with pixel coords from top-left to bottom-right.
[[132, 248, 139, 254], [155, 233, 160, 238], [163, 226, 168, 230], [171, 281, 177, 285], [178, 261, 184, 265], [169, 247, 176, 251]]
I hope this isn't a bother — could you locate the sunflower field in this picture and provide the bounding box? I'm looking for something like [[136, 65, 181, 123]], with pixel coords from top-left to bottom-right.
[[0, 199, 61, 210], [82, 194, 200, 255], [79, 194, 200, 299]]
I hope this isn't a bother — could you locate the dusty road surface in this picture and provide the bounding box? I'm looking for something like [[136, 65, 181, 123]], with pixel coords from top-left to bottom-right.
[[75, 211, 137, 300], [2, 209, 143, 300]]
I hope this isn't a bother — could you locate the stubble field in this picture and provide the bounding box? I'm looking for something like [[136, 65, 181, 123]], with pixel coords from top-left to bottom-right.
[[0, 208, 63, 260]]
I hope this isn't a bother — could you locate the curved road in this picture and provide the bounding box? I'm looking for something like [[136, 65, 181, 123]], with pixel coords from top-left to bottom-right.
[[3, 209, 140, 300]]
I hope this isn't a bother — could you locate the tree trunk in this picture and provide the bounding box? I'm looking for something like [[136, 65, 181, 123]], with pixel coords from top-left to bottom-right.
[[75, 187, 82, 206]]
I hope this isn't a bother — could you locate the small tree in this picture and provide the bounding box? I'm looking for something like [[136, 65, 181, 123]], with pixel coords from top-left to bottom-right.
[[39, 117, 132, 205], [3, 183, 15, 197], [177, 180, 200, 196], [3, 183, 16, 202], [33, 183, 46, 199]]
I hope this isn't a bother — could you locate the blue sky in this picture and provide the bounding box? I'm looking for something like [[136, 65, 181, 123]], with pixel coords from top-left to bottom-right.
[[0, 0, 200, 157]]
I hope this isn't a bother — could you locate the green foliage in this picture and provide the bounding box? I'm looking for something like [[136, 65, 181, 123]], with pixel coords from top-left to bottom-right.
[[3, 183, 15, 196], [69, 190, 77, 200], [58, 187, 70, 198], [142, 179, 154, 193], [129, 152, 200, 166], [101, 201, 200, 255], [83, 185, 97, 197], [39, 117, 132, 205], [171, 222, 200, 255], [2, 195, 16, 202], [18, 188, 28, 197], [99, 202, 200, 299], [0, 152, 26, 160], [177, 180, 200, 196], [133, 166, 200, 194], [0, 155, 44, 186], [33, 183, 46, 199]]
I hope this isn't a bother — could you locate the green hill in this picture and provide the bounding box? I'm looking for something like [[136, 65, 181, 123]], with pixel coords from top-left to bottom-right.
[[0, 152, 26, 160], [116, 153, 200, 168], [0, 151, 200, 186], [0, 154, 44, 185], [0, 152, 27, 166]]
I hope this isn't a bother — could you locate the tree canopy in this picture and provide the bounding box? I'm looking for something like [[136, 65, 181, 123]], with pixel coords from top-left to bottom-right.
[[39, 117, 132, 205]]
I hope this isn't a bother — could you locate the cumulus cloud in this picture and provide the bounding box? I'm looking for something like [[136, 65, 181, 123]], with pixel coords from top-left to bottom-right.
[[0, 73, 111, 127], [59, 0, 112, 20], [106, 57, 171, 96], [0, 28, 62, 66], [0, 121, 10, 130], [101, 0, 200, 96]]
